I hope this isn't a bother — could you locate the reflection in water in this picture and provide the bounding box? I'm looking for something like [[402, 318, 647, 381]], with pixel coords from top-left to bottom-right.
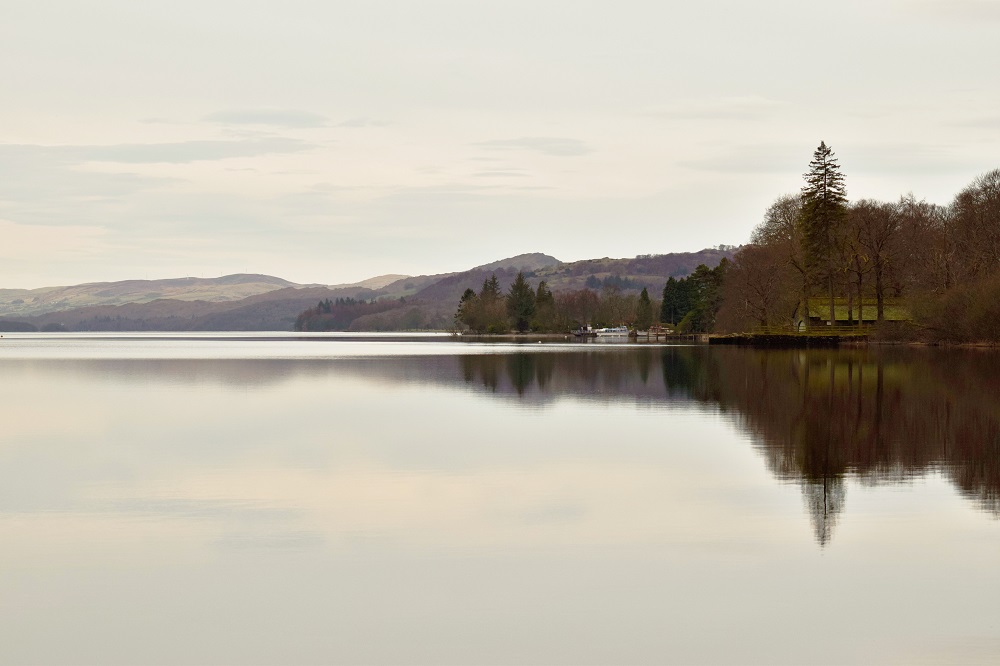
[[716, 348, 1000, 542], [455, 347, 1000, 544], [5, 346, 999, 548], [459, 349, 670, 403], [3, 341, 1000, 663]]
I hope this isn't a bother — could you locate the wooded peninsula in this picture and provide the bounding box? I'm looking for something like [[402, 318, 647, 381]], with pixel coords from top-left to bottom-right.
[[407, 142, 1000, 343]]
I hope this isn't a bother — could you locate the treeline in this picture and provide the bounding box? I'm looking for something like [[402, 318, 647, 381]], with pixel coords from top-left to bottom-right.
[[717, 142, 1000, 341], [455, 259, 729, 333], [0, 320, 68, 332], [295, 297, 404, 331], [584, 274, 647, 290], [455, 272, 659, 333], [454, 262, 733, 334], [659, 262, 728, 333]]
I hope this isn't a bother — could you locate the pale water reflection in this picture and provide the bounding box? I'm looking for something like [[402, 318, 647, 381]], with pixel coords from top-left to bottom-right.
[[1, 335, 998, 664]]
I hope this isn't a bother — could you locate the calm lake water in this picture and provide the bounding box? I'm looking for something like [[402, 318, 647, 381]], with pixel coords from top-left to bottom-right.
[[1, 333, 999, 665]]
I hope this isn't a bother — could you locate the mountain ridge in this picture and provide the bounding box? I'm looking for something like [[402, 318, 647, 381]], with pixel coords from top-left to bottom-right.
[[0, 273, 410, 318], [2, 248, 734, 331]]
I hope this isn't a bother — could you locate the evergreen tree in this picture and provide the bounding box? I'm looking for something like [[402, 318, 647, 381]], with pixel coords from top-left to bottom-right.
[[662, 276, 700, 326], [455, 287, 478, 330], [661, 277, 679, 325], [678, 261, 728, 333], [533, 281, 556, 331], [506, 271, 536, 333], [476, 273, 507, 333], [800, 141, 848, 324], [636, 287, 654, 331], [535, 280, 553, 305], [678, 278, 696, 323], [480, 273, 501, 301]]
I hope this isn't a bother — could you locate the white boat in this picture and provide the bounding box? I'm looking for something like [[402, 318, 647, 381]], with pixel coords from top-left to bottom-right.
[[594, 325, 630, 337]]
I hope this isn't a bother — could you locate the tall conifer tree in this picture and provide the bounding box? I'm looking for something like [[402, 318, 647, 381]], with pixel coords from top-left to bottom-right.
[[800, 141, 848, 325], [506, 271, 536, 333], [661, 277, 679, 325], [636, 287, 653, 331]]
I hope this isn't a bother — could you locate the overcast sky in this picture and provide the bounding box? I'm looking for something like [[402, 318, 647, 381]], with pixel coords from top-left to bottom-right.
[[1, 0, 998, 288]]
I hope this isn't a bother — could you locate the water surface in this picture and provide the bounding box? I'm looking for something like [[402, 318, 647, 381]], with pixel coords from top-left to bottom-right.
[[1, 334, 998, 664]]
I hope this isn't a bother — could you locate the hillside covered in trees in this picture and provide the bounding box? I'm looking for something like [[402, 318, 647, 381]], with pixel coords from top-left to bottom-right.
[[448, 261, 729, 335], [294, 250, 733, 333]]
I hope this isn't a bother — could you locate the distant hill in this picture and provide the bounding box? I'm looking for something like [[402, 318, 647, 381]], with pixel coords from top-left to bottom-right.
[[22, 285, 380, 332], [2, 248, 734, 332], [471, 253, 561, 273], [532, 249, 735, 292], [403, 248, 734, 311], [330, 274, 409, 290], [300, 249, 735, 332], [0, 273, 409, 319]]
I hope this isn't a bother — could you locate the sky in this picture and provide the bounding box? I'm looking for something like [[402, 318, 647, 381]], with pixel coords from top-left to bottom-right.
[[1, 0, 998, 288]]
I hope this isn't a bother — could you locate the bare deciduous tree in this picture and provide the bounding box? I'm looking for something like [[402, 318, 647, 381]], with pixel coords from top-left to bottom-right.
[[752, 194, 808, 323], [718, 243, 798, 330], [951, 169, 1000, 283], [850, 199, 901, 322]]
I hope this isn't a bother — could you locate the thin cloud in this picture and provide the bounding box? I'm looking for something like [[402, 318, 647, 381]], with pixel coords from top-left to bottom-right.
[[475, 137, 592, 157], [204, 108, 330, 128], [0, 219, 111, 260], [0, 138, 313, 165], [0, 145, 181, 215], [842, 143, 976, 175]]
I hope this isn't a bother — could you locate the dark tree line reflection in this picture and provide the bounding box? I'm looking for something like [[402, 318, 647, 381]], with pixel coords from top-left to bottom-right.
[[19, 347, 998, 546], [457, 346, 1000, 544]]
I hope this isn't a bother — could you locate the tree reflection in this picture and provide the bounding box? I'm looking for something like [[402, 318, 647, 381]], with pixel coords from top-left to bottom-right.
[[706, 347, 1000, 541], [803, 478, 845, 546], [456, 346, 1000, 543], [507, 353, 535, 396]]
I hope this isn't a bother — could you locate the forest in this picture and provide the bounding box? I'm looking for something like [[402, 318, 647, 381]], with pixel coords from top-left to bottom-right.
[[718, 144, 1000, 342], [451, 264, 730, 334]]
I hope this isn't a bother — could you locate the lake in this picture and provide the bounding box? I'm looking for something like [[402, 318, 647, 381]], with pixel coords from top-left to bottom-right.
[[1, 333, 998, 665]]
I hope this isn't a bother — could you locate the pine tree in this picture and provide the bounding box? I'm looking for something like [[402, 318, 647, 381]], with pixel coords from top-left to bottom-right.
[[506, 271, 536, 333], [535, 280, 554, 305], [680, 262, 727, 333], [480, 273, 501, 301], [636, 287, 653, 331], [455, 287, 478, 330], [533, 280, 556, 331], [800, 141, 848, 325], [661, 277, 679, 325], [474, 273, 506, 332]]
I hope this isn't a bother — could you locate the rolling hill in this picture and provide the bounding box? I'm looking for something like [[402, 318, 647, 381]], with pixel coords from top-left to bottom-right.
[[0, 273, 407, 319], [1, 249, 733, 332]]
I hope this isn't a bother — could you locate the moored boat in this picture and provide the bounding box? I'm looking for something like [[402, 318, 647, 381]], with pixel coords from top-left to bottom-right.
[[594, 325, 630, 337]]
